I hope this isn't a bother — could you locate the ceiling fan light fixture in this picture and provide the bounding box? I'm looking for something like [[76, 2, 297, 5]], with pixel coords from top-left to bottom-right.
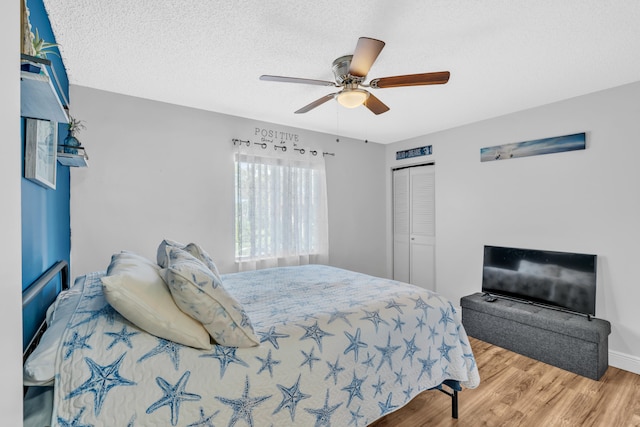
[[336, 89, 370, 109]]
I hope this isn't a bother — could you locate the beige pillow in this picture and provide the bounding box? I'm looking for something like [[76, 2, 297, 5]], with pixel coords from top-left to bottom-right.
[[163, 248, 259, 348], [101, 251, 211, 349]]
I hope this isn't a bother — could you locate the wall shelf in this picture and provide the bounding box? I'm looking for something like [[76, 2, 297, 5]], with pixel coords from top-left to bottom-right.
[[20, 55, 68, 123], [57, 146, 88, 167]]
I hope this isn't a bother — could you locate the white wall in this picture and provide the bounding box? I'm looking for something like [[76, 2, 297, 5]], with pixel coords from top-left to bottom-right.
[[387, 81, 640, 373], [1, 1, 24, 423], [69, 85, 387, 279]]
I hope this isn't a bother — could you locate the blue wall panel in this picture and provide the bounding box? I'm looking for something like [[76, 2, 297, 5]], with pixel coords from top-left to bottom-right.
[[22, 0, 71, 349]]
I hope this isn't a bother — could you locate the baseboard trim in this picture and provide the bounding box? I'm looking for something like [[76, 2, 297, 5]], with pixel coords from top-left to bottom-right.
[[609, 350, 640, 375]]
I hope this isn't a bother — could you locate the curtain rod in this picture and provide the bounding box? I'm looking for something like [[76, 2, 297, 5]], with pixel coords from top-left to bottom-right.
[[232, 138, 334, 157]]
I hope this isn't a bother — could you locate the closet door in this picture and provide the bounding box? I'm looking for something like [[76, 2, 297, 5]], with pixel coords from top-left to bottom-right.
[[393, 165, 435, 290], [409, 165, 435, 290], [393, 168, 410, 283]]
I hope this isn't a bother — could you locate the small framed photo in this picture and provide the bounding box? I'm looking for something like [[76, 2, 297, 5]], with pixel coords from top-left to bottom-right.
[[25, 118, 57, 189]]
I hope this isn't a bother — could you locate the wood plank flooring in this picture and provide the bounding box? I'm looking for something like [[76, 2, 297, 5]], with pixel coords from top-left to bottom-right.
[[370, 337, 640, 427]]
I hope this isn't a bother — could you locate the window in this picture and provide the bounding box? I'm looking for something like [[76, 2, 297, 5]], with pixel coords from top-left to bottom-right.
[[235, 147, 328, 268]]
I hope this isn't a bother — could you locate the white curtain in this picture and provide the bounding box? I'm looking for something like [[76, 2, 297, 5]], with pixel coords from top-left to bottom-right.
[[235, 143, 329, 271]]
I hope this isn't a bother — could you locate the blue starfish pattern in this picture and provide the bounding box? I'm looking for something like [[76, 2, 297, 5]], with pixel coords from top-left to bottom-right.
[[63, 331, 93, 359], [403, 384, 414, 402], [105, 325, 139, 350], [238, 308, 254, 329], [427, 324, 440, 344], [439, 307, 455, 329], [361, 352, 375, 370], [327, 309, 355, 326], [66, 353, 136, 416], [463, 352, 477, 370], [450, 323, 463, 345], [72, 304, 117, 328], [377, 392, 399, 416], [325, 356, 345, 385], [360, 309, 389, 332], [273, 374, 311, 421], [416, 315, 426, 332], [257, 326, 290, 349], [402, 334, 420, 366], [375, 333, 401, 372], [215, 375, 272, 427], [385, 299, 406, 314], [146, 371, 201, 426], [200, 345, 249, 378], [298, 321, 334, 352], [256, 349, 281, 377], [438, 337, 455, 363], [371, 376, 385, 397], [300, 347, 321, 372], [343, 328, 367, 362], [186, 406, 219, 427], [392, 315, 406, 332], [349, 406, 365, 427], [341, 371, 368, 407], [417, 348, 438, 381], [304, 389, 343, 427], [138, 338, 182, 371], [56, 406, 91, 427], [394, 367, 406, 385], [412, 297, 434, 319]]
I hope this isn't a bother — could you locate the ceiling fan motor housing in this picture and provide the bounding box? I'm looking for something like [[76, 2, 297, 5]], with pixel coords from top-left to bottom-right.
[[332, 55, 364, 85]]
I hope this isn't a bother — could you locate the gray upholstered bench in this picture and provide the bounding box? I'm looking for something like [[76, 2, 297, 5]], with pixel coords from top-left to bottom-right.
[[460, 292, 611, 380]]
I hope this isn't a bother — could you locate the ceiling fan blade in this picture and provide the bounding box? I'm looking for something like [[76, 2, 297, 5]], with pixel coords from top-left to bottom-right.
[[364, 92, 390, 115], [349, 37, 385, 77], [260, 75, 337, 87], [370, 71, 450, 88], [294, 93, 337, 114]]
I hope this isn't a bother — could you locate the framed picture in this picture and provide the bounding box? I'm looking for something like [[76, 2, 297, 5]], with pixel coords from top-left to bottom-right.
[[25, 118, 57, 189]]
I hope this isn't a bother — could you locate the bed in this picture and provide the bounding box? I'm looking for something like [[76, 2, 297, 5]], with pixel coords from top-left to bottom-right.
[[23, 244, 480, 426]]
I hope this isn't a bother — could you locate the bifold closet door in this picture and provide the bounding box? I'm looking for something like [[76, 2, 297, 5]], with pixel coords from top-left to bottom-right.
[[393, 165, 435, 290]]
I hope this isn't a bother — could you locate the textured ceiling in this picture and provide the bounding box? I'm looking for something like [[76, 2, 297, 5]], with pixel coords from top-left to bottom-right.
[[43, 0, 640, 144]]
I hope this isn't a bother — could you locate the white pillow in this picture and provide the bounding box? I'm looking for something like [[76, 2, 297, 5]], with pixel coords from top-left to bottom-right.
[[101, 251, 211, 350], [157, 239, 221, 279], [23, 283, 84, 386], [163, 248, 259, 348]]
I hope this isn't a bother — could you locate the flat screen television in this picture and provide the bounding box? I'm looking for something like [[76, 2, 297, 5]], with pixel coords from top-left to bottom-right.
[[481, 245, 597, 316]]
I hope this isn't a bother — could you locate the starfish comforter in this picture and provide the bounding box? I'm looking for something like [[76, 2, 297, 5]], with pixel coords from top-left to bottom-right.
[[52, 264, 480, 426]]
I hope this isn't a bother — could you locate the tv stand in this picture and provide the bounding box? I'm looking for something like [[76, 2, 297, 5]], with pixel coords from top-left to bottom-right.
[[461, 292, 611, 380]]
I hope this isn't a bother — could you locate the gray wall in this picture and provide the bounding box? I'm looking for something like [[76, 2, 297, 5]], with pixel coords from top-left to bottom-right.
[[2, 2, 25, 423], [386, 81, 640, 374], [68, 85, 388, 278]]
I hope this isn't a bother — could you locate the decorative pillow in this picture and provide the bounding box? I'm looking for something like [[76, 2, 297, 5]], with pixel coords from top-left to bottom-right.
[[157, 239, 220, 278], [163, 248, 259, 348], [23, 281, 85, 386], [101, 251, 211, 350], [518, 260, 561, 278]]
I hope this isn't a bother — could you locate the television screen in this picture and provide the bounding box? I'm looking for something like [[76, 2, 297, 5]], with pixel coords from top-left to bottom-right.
[[481, 245, 597, 316]]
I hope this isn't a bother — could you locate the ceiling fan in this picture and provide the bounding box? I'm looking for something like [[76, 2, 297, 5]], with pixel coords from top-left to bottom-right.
[[260, 37, 450, 115]]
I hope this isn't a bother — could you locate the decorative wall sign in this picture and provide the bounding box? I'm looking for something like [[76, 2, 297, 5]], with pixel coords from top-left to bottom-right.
[[24, 118, 57, 189], [396, 145, 432, 160], [254, 127, 300, 144], [480, 132, 586, 162]]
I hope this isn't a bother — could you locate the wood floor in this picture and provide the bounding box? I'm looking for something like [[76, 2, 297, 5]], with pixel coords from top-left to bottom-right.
[[370, 337, 640, 427]]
